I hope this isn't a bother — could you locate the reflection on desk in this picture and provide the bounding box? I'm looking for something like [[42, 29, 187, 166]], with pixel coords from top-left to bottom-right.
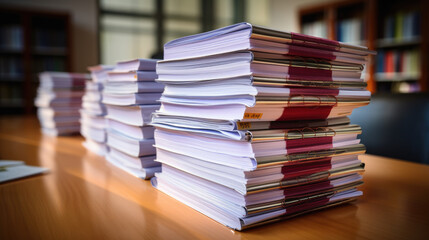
[[0, 116, 428, 240]]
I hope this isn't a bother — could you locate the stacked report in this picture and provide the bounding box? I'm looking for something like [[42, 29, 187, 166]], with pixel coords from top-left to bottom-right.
[[80, 65, 114, 155], [103, 58, 163, 179], [151, 22, 375, 230], [35, 72, 88, 136]]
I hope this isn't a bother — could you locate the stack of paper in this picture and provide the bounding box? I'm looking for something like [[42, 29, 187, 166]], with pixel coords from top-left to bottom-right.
[[35, 72, 88, 136], [80, 65, 114, 155], [151, 23, 375, 230], [103, 59, 163, 179]]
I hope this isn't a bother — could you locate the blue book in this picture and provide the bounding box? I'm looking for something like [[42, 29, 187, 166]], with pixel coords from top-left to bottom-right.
[[412, 11, 420, 37], [384, 16, 394, 39], [376, 50, 384, 73], [337, 22, 342, 42]]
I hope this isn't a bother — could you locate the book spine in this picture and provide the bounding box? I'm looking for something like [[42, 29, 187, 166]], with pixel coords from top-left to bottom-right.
[[385, 51, 393, 73], [376, 51, 384, 73], [395, 12, 404, 40]]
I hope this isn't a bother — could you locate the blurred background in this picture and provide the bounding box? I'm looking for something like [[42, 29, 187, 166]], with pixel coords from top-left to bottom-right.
[[0, 0, 428, 163]]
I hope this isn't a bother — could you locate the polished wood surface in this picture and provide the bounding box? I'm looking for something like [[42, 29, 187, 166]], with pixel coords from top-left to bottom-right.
[[1, 116, 428, 240]]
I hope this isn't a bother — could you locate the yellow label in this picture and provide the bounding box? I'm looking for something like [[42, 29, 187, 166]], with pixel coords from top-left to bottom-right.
[[237, 122, 252, 130], [134, 75, 137, 79], [243, 113, 263, 119]]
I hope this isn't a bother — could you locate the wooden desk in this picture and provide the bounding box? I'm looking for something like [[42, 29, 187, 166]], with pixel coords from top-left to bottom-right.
[[1, 116, 428, 240]]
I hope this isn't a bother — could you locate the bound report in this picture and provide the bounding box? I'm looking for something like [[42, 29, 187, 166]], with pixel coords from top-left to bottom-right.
[[106, 104, 160, 126], [152, 113, 350, 131]]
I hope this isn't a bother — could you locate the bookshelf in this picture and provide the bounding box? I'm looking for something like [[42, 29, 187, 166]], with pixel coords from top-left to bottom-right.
[[299, 0, 429, 94], [0, 7, 71, 114], [300, 9, 328, 39]]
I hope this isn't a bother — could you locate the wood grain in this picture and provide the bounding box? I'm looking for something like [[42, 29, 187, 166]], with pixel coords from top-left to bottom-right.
[[1, 116, 428, 240]]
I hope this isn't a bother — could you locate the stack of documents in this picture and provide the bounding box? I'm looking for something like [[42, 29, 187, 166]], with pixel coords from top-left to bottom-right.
[[80, 65, 114, 155], [103, 59, 163, 179], [151, 23, 375, 230], [35, 72, 88, 136]]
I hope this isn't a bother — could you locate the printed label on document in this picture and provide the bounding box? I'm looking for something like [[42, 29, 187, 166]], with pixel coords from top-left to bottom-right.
[[243, 113, 263, 119]]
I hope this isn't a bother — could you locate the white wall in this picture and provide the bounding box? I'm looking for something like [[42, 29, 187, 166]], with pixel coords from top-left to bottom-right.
[[0, 0, 98, 72]]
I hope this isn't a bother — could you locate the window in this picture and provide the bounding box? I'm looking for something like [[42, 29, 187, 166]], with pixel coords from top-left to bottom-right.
[[99, 0, 254, 64]]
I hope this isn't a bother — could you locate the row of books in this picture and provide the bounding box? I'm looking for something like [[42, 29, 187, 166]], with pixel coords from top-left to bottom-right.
[[376, 49, 420, 79], [36, 22, 373, 230], [0, 25, 23, 50], [1, 57, 68, 80], [34, 29, 67, 49], [0, 58, 67, 78], [383, 11, 420, 41], [0, 57, 23, 79], [0, 26, 67, 51], [0, 85, 22, 103], [301, 20, 327, 39], [336, 18, 365, 45], [33, 57, 66, 72]]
